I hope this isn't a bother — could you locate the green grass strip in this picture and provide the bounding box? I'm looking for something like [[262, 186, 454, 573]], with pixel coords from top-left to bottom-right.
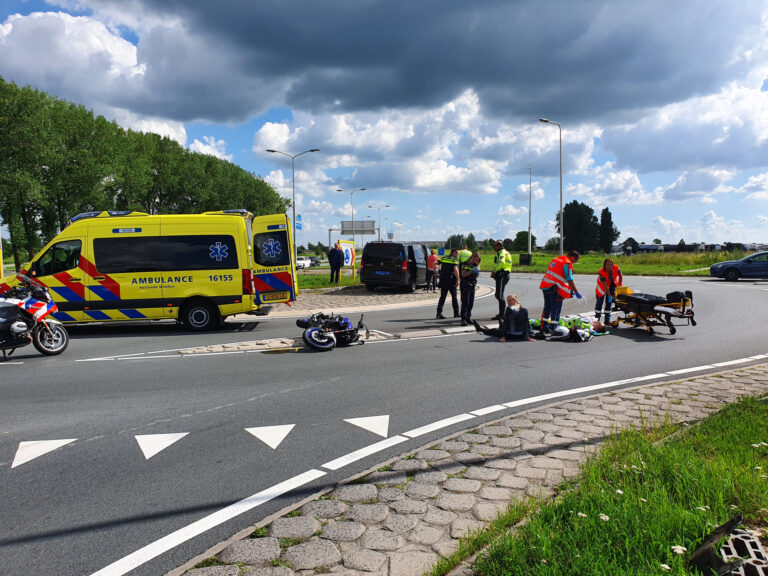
[[472, 397, 768, 576]]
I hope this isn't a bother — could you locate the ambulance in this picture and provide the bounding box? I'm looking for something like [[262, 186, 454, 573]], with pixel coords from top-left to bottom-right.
[[0, 210, 297, 330]]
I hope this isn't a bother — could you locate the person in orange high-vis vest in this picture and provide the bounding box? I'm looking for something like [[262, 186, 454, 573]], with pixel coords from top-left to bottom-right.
[[594, 258, 622, 323], [538, 250, 582, 334]]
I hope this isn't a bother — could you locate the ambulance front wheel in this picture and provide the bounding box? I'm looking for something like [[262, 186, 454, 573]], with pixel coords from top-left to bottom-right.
[[182, 300, 220, 331]]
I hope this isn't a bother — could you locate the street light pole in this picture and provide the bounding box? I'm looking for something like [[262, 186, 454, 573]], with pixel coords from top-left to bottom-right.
[[528, 164, 532, 255], [336, 188, 366, 247], [265, 148, 319, 262], [368, 204, 390, 242], [539, 118, 563, 255]]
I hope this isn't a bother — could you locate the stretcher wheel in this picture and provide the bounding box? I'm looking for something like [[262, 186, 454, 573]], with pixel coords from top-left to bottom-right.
[[669, 326, 676, 335], [690, 318, 697, 327]]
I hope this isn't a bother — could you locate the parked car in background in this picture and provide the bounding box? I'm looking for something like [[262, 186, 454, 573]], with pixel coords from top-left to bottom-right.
[[309, 256, 321, 267], [710, 251, 768, 281], [295, 256, 312, 269], [360, 242, 428, 292]]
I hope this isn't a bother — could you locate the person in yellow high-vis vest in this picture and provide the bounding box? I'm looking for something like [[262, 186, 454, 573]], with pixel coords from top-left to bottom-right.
[[491, 240, 513, 319], [538, 250, 582, 334]]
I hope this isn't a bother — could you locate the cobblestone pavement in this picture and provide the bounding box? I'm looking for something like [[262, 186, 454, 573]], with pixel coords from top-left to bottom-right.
[[266, 284, 493, 317], [177, 365, 768, 576]]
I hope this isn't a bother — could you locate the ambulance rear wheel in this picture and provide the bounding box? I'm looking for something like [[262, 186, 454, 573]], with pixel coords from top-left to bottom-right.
[[182, 300, 219, 331]]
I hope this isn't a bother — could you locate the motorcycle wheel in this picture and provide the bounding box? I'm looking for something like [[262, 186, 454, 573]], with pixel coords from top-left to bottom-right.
[[302, 328, 336, 352], [33, 323, 69, 356]]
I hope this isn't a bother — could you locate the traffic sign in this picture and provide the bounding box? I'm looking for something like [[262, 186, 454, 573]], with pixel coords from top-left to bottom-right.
[[296, 214, 302, 230]]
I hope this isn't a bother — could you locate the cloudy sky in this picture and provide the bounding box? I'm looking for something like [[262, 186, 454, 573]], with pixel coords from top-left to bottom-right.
[[2, 0, 767, 247]]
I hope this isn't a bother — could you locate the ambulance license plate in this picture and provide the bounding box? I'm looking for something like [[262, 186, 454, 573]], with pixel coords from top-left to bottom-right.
[[262, 291, 289, 302], [376, 271, 389, 276]]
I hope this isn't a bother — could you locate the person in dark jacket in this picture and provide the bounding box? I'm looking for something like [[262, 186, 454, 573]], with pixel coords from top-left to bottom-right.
[[436, 248, 460, 319], [472, 294, 536, 342], [459, 251, 481, 326], [328, 242, 344, 284]]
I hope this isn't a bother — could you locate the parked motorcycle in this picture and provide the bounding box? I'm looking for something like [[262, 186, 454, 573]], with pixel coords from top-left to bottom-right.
[[0, 273, 69, 360], [296, 312, 369, 352]]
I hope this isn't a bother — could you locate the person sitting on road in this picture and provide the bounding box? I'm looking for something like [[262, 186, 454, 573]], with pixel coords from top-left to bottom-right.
[[473, 294, 536, 342]]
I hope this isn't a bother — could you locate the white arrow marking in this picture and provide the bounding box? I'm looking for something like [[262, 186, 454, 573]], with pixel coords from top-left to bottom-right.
[[245, 425, 295, 449], [135, 433, 189, 460], [12, 439, 77, 468], [344, 415, 389, 438]]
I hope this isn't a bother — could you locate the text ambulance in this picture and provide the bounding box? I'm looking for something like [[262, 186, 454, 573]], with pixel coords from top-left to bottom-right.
[[0, 210, 297, 330]]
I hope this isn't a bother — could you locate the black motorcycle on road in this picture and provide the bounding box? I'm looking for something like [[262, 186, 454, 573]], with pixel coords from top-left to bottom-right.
[[0, 273, 69, 360], [296, 312, 369, 352]]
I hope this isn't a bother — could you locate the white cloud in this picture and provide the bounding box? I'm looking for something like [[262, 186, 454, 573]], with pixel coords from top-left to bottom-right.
[[189, 136, 233, 161], [651, 216, 684, 236], [737, 172, 768, 201], [513, 181, 545, 202], [497, 204, 527, 216], [455, 209, 470, 215], [568, 162, 663, 205], [662, 169, 735, 202]]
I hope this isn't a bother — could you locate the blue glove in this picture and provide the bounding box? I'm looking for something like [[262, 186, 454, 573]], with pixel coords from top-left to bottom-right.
[[574, 291, 583, 299]]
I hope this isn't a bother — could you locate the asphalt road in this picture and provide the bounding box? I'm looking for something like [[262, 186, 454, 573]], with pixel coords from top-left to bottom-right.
[[1, 274, 767, 576]]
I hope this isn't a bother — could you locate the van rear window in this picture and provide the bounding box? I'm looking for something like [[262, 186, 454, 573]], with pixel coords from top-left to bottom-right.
[[254, 231, 291, 267], [363, 244, 403, 260], [93, 235, 238, 273]]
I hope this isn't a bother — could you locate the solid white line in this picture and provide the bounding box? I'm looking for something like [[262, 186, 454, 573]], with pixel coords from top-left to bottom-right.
[[712, 358, 754, 367], [749, 354, 768, 360], [181, 351, 245, 358], [322, 435, 408, 471], [77, 357, 115, 362], [667, 365, 715, 375], [470, 405, 507, 416], [403, 413, 476, 438], [503, 373, 669, 409], [0, 361, 24, 366], [89, 469, 326, 576], [120, 355, 180, 361], [370, 329, 394, 337]]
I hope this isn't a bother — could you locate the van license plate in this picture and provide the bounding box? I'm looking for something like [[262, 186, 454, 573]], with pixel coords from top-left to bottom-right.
[[375, 271, 389, 276], [262, 291, 289, 302]]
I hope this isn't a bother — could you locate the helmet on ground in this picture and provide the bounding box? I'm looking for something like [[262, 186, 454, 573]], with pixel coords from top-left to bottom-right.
[[549, 325, 570, 340]]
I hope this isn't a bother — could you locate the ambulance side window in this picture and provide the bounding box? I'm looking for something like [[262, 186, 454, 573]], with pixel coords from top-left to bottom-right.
[[254, 231, 290, 267], [33, 240, 81, 276]]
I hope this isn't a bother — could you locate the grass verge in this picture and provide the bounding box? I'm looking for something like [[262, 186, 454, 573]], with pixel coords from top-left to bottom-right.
[[471, 397, 768, 576]]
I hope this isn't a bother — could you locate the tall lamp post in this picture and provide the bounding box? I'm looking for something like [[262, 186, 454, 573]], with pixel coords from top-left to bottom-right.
[[336, 188, 366, 247], [527, 164, 533, 255], [539, 118, 563, 255], [368, 204, 390, 241], [266, 148, 319, 261]]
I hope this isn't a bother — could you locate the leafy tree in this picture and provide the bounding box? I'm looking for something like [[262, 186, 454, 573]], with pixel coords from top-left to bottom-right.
[[511, 230, 536, 252], [652, 238, 662, 245], [445, 234, 465, 249], [543, 237, 560, 251], [560, 200, 599, 253], [465, 232, 478, 251], [316, 241, 328, 254], [502, 237, 514, 251], [623, 237, 639, 253], [482, 238, 494, 251], [598, 207, 621, 253]]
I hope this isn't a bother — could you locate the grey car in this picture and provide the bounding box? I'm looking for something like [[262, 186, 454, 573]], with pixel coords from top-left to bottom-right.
[[710, 251, 768, 281]]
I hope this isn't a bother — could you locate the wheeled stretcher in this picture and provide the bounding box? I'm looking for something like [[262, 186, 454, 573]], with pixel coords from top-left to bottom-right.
[[609, 286, 696, 335]]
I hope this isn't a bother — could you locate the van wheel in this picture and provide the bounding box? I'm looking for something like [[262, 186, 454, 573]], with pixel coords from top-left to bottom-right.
[[407, 276, 417, 293], [182, 300, 220, 331], [365, 284, 375, 292]]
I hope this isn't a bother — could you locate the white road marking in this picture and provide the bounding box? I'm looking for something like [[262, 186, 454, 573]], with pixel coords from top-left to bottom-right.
[[121, 355, 180, 360], [503, 374, 669, 410], [344, 415, 389, 438], [322, 435, 408, 470], [370, 329, 394, 337], [403, 413, 476, 438], [89, 469, 327, 576], [245, 425, 296, 449], [0, 361, 23, 365], [470, 405, 507, 416], [667, 365, 715, 375], [11, 439, 77, 468], [135, 433, 189, 460], [712, 358, 754, 367]]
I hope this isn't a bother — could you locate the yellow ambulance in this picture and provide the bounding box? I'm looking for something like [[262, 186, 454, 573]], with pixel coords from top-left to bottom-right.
[[0, 210, 297, 330]]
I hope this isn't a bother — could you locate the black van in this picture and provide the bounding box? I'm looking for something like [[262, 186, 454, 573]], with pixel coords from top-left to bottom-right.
[[360, 242, 428, 292]]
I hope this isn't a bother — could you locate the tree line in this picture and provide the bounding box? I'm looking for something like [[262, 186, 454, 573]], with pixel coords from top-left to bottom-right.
[[0, 77, 287, 270], [445, 202, 620, 254]]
